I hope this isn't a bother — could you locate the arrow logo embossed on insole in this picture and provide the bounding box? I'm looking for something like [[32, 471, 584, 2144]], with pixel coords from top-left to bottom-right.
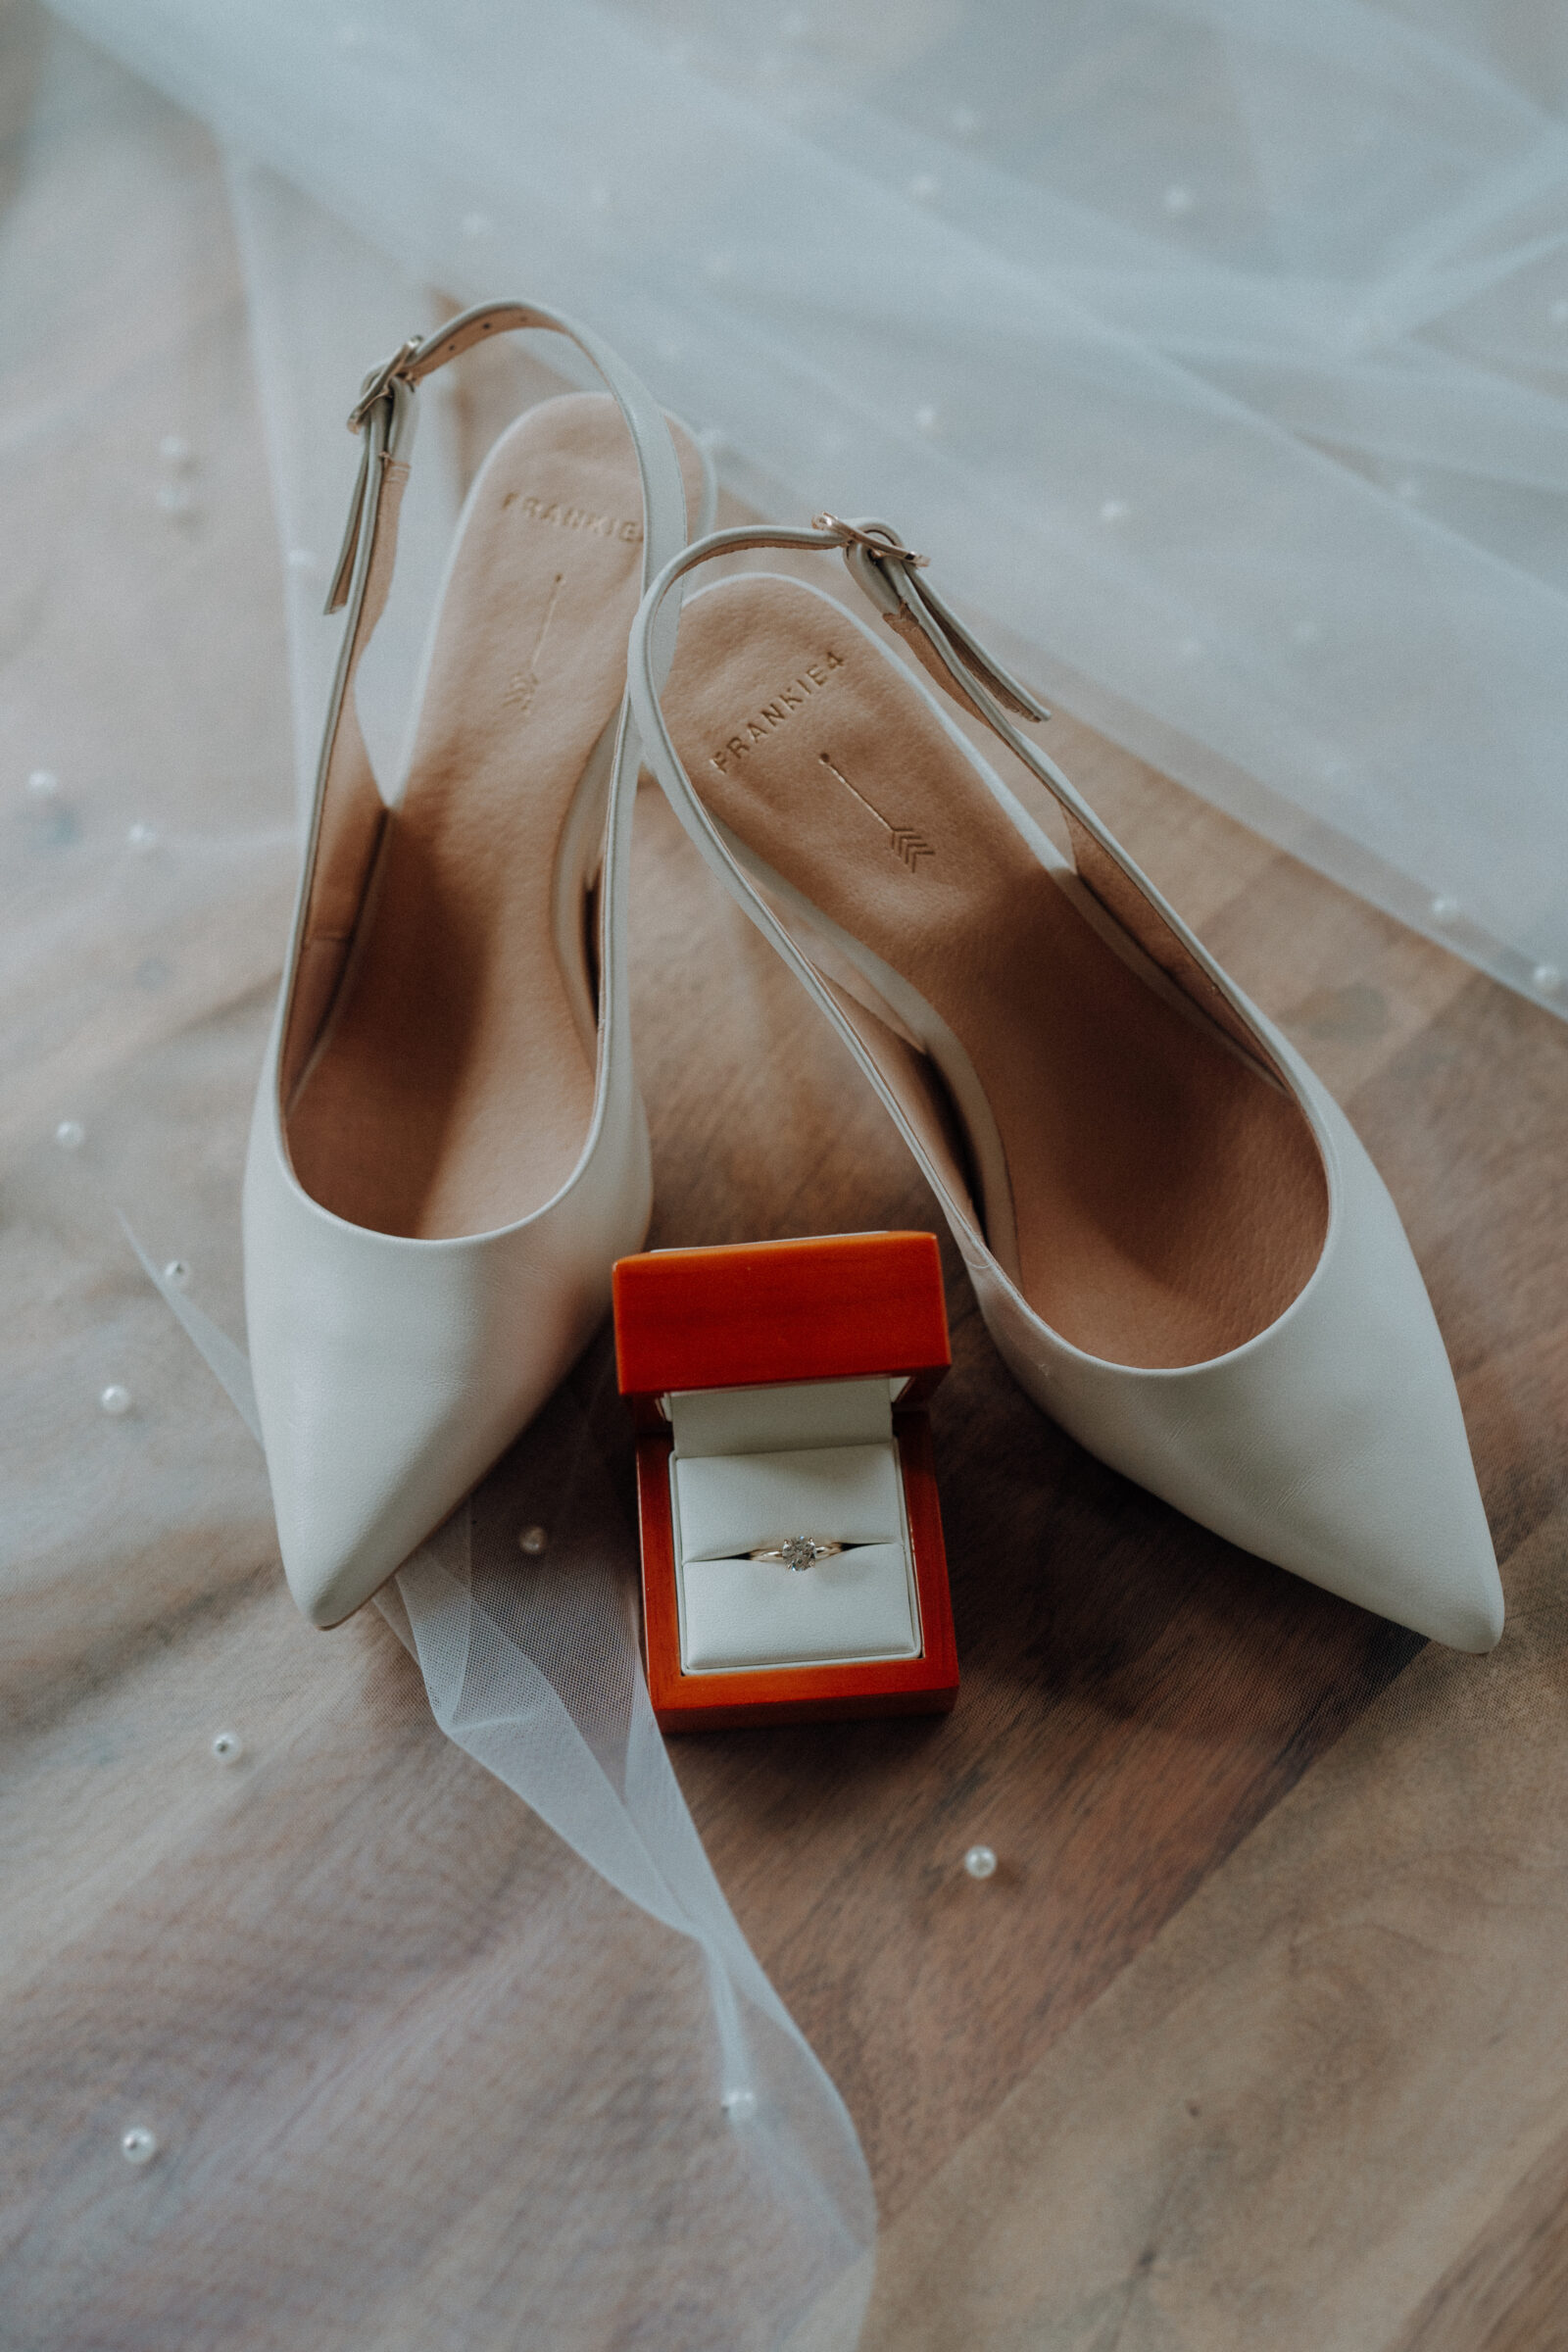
[[819, 753, 934, 871], [502, 573, 564, 717]]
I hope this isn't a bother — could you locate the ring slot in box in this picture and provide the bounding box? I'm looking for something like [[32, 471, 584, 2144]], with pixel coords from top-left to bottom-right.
[[612, 1233, 959, 1731]]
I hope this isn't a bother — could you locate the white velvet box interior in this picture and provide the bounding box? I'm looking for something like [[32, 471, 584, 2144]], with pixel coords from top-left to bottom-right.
[[667, 1379, 922, 1674]]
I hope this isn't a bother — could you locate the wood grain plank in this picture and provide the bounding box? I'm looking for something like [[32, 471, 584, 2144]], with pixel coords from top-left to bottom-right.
[[817, 945, 1568, 2348], [22, 22, 1568, 2337], [1393, 2121, 1568, 2352], [625, 782, 1432, 2218], [837, 1502, 1568, 2352], [416, 340, 1568, 2297]]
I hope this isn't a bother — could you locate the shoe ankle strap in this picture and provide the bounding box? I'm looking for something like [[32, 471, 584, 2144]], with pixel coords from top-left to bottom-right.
[[627, 514, 1287, 1091], [811, 514, 1050, 727], [627, 514, 1051, 754], [325, 299, 689, 619], [283, 303, 688, 1114]]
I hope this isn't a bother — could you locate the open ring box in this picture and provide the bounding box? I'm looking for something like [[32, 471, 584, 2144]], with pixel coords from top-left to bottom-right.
[[612, 1231, 959, 1732]]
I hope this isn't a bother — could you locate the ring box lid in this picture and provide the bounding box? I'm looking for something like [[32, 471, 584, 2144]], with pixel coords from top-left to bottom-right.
[[613, 1231, 950, 1432]]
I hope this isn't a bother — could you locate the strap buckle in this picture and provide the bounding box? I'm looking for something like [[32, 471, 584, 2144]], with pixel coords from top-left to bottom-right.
[[817, 512, 1049, 725], [812, 513, 929, 569], [347, 334, 424, 435]]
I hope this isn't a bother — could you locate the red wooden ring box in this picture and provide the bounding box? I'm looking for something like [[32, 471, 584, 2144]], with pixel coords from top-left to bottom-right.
[[612, 1230, 959, 1732]]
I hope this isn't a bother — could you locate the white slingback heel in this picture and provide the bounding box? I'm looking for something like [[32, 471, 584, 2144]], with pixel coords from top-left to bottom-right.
[[628, 517, 1504, 1652], [245, 303, 712, 1628]]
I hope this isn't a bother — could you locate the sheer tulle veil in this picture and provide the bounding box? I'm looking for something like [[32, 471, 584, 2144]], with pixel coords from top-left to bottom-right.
[[47, 0, 1568, 1006], [11, 1, 1567, 2341]]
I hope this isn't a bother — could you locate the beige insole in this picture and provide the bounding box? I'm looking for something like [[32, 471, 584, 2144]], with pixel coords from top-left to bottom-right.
[[286, 394, 705, 1240], [661, 575, 1328, 1370]]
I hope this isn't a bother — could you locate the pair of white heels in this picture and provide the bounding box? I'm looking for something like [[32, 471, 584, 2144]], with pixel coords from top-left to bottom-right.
[[245, 301, 1504, 1653]]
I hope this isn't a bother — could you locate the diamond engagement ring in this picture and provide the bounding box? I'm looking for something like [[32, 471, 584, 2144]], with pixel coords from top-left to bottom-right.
[[747, 1538, 848, 1572]]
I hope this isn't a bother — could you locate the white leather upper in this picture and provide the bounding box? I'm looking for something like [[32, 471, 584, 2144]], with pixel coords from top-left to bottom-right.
[[965, 1028, 1502, 1651], [245, 303, 709, 1628], [628, 519, 1505, 1653], [243, 1025, 651, 1626]]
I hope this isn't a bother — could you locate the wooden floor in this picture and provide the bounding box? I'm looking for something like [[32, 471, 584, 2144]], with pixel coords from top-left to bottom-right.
[[10, 10, 1568, 2336], [448, 284, 1568, 2342], [627, 772, 1425, 2217], [618, 692, 1568, 2336]]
